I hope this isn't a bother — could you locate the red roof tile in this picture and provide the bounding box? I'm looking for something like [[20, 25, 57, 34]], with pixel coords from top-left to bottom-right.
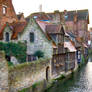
[[46, 24, 62, 34], [27, 12, 50, 21], [11, 22, 27, 39], [0, 22, 27, 40], [36, 20, 52, 32], [0, 24, 7, 40]]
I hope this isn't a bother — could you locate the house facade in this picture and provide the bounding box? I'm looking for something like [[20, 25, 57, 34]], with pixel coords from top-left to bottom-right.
[[18, 18, 53, 61], [64, 34, 76, 71], [45, 24, 66, 76]]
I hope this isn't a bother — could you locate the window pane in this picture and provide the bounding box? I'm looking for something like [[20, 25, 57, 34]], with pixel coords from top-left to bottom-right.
[[3, 7, 6, 14], [30, 33, 34, 42], [6, 32, 9, 42]]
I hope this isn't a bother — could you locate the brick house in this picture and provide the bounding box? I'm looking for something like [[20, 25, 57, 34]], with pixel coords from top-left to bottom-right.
[[64, 9, 89, 44], [0, 0, 18, 25]]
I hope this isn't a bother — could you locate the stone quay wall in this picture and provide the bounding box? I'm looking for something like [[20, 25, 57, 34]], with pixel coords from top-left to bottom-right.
[[8, 58, 51, 92], [0, 51, 9, 92], [0, 51, 51, 92]]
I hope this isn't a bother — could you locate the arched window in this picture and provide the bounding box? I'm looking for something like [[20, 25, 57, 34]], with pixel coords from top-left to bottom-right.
[[5, 32, 9, 42]]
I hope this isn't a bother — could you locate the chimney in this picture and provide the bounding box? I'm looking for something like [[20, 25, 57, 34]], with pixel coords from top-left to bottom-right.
[[64, 10, 67, 15], [74, 11, 78, 23], [54, 10, 59, 13], [39, 4, 42, 12]]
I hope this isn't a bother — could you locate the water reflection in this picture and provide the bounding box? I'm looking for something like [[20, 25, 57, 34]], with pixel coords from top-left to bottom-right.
[[47, 58, 92, 92]]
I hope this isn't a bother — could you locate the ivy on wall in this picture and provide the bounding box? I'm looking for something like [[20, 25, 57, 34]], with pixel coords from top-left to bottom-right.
[[0, 42, 27, 63]]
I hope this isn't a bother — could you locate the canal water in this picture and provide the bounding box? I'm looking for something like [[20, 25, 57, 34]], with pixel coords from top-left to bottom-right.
[[46, 58, 92, 92]]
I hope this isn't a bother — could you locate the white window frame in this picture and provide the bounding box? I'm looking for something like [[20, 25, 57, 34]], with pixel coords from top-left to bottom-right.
[[2, 5, 7, 15]]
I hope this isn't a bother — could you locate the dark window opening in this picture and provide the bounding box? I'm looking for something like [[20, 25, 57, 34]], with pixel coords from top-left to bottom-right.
[[46, 67, 50, 81], [27, 55, 36, 62], [5, 32, 9, 42], [5, 55, 11, 61], [30, 33, 34, 42], [50, 34, 57, 42]]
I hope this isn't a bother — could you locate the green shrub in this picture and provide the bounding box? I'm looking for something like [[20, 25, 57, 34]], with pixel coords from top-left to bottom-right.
[[8, 62, 14, 67], [0, 42, 27, 63], [34, 50, 44, 58]]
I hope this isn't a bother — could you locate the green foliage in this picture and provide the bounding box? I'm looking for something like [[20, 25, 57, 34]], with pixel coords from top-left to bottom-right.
[[8, 62, 14, 67], [81, 55, 85, 63], [19, 88, 30, 92], [34, 50, 44, 58], [88, 49, 92, 55], [9, 58, 50, 71], [0, 42, 27, 63]]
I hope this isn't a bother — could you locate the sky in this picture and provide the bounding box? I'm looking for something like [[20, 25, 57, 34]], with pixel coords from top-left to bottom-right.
[[12, 0, 92, 28]]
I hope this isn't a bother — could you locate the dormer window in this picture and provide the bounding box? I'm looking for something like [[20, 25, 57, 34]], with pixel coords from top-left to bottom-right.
[[2, 5, 7, 15], [5, 32, 9, 42]]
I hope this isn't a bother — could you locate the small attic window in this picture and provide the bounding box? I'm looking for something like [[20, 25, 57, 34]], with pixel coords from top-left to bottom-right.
[[65, 15, 68, 19], [3, 6, 7, 15], [33, 16, 38, 19], [5, 32, 9, 42]]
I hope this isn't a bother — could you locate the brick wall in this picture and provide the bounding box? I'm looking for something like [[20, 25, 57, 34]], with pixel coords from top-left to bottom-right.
[[0, 0, 18, 25]]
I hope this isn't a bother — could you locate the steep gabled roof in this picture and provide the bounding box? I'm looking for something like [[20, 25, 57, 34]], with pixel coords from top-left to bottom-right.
[[26, 12, 50, 22], [64, 9, 89, 21], [0, 24, 7, 40], [10, 22, 27, 39], [0, 22, 27, 40], [17, 13, 23, 20], [33, 19, 57, 46], [36, 20, 51, 32], [46, 24, 62, 34]]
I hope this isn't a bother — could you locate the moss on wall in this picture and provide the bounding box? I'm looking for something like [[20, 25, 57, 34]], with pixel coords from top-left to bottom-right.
[[8, 58, 51, 92], [18, 80, 47, 92]]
